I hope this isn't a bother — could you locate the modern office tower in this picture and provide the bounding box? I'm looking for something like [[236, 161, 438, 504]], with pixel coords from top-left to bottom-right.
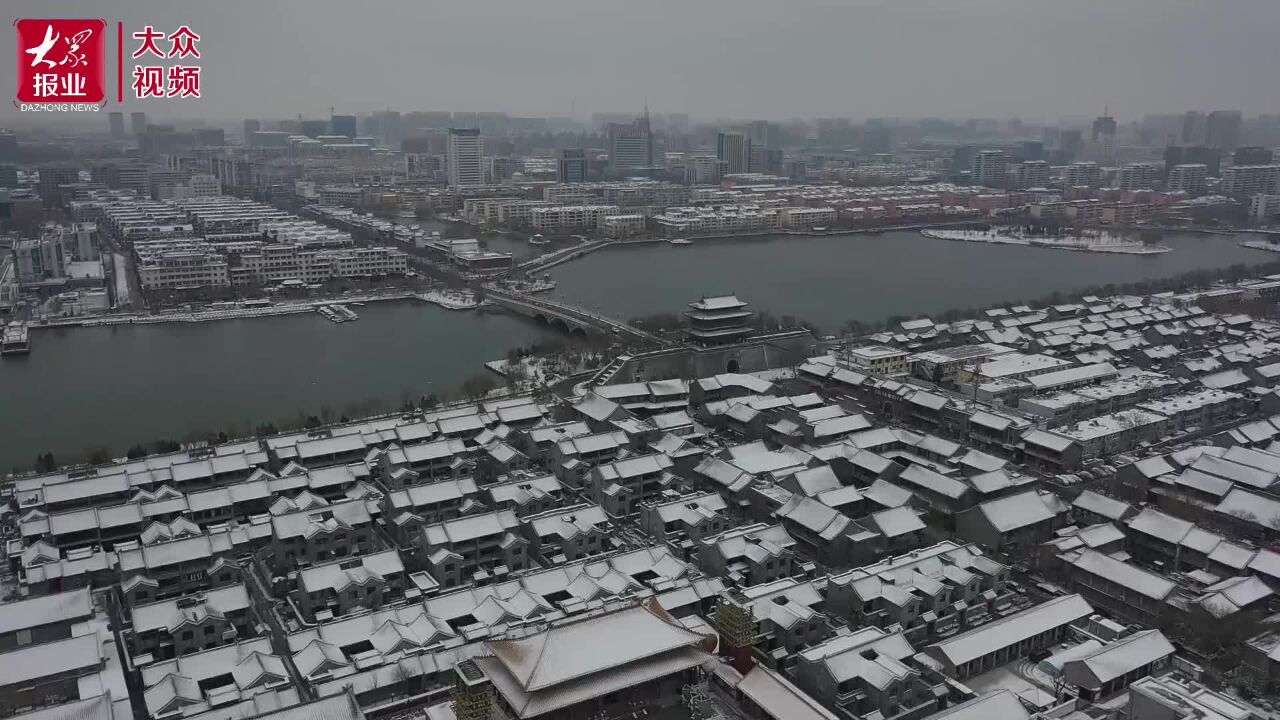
[[130, 111, 147, 136], [971, 150, 1008, 187], [1233, 146, 1274, 166], [861, 119, 893, 155], [300, 119, 327, 138], [1060, 129, 1084, 162], [484, 156, 514, 184], [607, 117, 653, 176], [1167, 164, 1208, 195], [108, 112, 125, 139], [36, 164, 80, 207], [1182, 111, 1206, 144], [330, 114, 357, 139], [1165, 145, 1222, 177], [193, 128, 224, 146], [559, 149, 587, 183], [374, 110, 402, 148], [1019, 141, 1045, 162], [243, 118, 261, 142], [447, 128, 483, 186], [717, 131, 749, 175], [1205, 110, 1243, 150], [1091, 113, 1117, 142]]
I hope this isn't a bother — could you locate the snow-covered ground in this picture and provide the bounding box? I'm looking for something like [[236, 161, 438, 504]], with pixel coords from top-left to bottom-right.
[[1240, 239, 1280, 253], [417, 289, 481, 310], [922, 228, 1170, 254]]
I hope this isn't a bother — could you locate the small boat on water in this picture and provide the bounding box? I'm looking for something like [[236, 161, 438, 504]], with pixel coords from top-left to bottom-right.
[[529, 234, 549, 245], [332, 304, 360, 321], [317, 306, 345, 323], [813, 226, 828, 232], [668, 238, 693, 246], [1, 322, 30, 356]]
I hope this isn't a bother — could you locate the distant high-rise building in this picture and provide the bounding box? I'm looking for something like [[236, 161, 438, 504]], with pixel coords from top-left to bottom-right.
[[951, 145, 978, 174], [108, 112, 125, 139], [243, 119, 260, 142], [446, 128, 483, 186], [1205, 110, 1243, 150], [299, 119, 327, 138], [717, 131, 749, 175], [862, 120, 893, 155], [37, 165, 80, 207], [1019, 141, 1045, 162], [0, 132, 17, 164], [971, 149, 1008, 187], [330, 114, 357, 139], [374, 110, 402, 149], [193, 128, 224, 146], [1059, 129, 1084, 163], [129, 111, 147, 137], [1091, 113, 1117, 142], [485, 156, 515, 184], [559, 149, 587, 183], [1181, 111, 1206, 145], [1234, 146, 1275, 166], [1165, 145, 1221, 177], [607, 116, 654, 176], [0, 164, 18, 189], [1167, 164, 1208, 196]]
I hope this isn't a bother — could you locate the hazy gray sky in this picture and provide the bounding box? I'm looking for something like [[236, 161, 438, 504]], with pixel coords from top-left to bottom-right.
[[3, 0, 1279, 123]]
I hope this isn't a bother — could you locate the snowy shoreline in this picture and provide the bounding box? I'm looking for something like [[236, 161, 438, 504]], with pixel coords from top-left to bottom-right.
[[921, 228, 1171, 255]]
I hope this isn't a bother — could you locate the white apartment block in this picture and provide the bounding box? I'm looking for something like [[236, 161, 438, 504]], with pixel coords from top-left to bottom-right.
[[1063, 162, 1102, 188], [779, 207, 837, 228], [652, 204, 781, 235], [1116, 163, 1159, 191], [971, 150, 1008, 187], [1167, 164, 1208, 196], [497, 200, 552, 226], [530, 205, 621, 232], [447, 128, 484, 187], [1222, 165, 1280, 197], [259, 221, 355, 249], [543, 186, 599, 205], [232, 245, 407, 285], [135, 240, 231, 290], [1017, 161, 1051, 189], [600, 214, 647, 238], [317, 186, 365, 206], [1250, 194, 1280, 221]]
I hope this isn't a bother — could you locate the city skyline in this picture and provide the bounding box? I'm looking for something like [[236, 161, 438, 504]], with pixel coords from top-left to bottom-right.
[[3, 0, 1280, 123]]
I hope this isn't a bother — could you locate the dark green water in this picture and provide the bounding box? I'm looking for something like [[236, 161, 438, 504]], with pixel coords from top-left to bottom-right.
[[4, 229, 1274, 473], [550, 230, 1275, 331], [0, 302, 558, 472]]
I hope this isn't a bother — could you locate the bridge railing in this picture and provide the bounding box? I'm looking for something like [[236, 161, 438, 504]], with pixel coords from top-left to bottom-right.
[[490, 290, 666, 342]]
